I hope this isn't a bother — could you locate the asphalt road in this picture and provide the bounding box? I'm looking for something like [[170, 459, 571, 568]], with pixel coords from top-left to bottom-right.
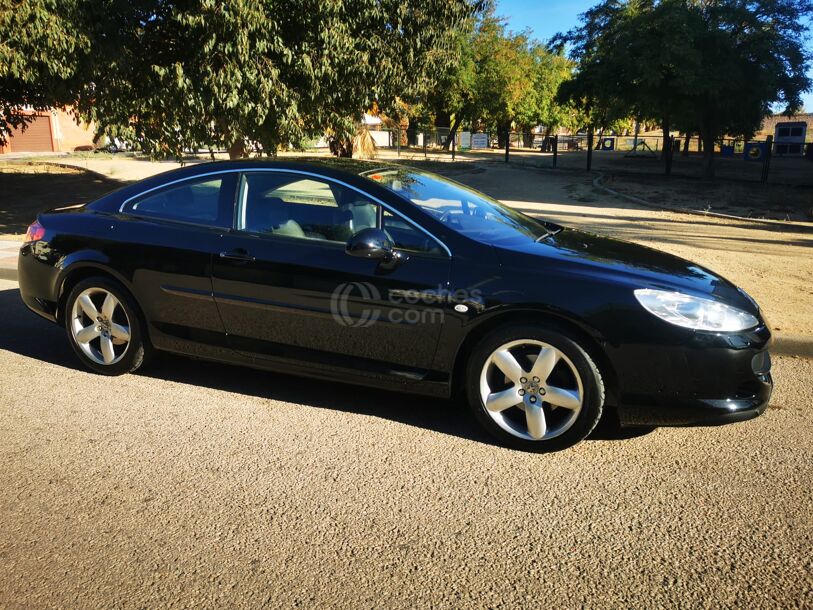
[[0, 277, 811, 609]]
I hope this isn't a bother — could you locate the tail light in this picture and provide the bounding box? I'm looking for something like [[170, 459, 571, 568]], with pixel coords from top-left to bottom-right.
[[24, 221, 45, 243]]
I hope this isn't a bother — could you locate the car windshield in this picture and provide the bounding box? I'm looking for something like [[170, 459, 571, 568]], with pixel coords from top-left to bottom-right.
[[362, 168, 555, 245]]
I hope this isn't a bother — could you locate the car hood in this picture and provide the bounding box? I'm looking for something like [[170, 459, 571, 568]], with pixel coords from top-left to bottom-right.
[[495, 227, 758, 313]]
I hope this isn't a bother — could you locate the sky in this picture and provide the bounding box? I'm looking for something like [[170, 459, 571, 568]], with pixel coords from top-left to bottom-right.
[[496, 0, 813, 112]]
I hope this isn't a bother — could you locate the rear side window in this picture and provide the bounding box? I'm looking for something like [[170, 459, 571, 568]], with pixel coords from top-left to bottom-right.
[[128, 174, 236, 227]]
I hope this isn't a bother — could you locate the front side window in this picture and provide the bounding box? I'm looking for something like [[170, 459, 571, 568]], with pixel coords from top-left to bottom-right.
[[129, 175, 233, 226], [364, 169, 552, 245], [238, 172, 444, 255], [239, 173, 378, 242], [383, 210, 443, 254]]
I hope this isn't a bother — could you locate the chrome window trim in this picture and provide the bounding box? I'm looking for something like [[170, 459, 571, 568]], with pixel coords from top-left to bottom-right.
[[119, 168, 452, 257]]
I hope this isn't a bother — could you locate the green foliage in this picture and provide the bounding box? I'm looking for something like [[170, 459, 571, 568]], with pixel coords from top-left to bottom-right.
[[514, 46, 579, 133], [557, 0, 813, 176], [0, 0, 91, 141], [1, 0, 481, 156], [470, 14, 534, 128], [418, 7, 579, 136]]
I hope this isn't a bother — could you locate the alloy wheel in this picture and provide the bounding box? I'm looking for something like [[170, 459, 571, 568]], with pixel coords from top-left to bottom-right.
[[479, 339, 584, 441], [70, 287, 131, 366]]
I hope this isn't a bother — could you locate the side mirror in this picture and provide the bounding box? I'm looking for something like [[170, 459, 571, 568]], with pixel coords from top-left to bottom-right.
[[345, 228, 407, 269]]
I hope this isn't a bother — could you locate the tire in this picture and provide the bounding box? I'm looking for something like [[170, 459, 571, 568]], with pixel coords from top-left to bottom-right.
[[465, 323, 605, 452], [64, 276, 150, 376]]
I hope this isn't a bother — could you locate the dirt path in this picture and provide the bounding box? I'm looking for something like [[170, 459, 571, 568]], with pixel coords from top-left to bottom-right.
[[1, 156, 812, 608], [1, 277, 812, 609]]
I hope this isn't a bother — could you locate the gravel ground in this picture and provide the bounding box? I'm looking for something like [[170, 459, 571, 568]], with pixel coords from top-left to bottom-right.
[[1, 277, 812, 608], [1, 159, 812, 608]]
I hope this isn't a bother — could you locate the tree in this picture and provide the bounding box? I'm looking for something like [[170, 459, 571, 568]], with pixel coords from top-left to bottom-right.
[[514, 46, 577, 146], [469, 15, 546, 146], [1, 0, 482, 158], [553, 1, 632, 133], [685, 0, 812, 177], [409, 17, 479, 149], [415, 6, 578, 149], [0, 0, 91, 145], [557, 0, 813, 178]]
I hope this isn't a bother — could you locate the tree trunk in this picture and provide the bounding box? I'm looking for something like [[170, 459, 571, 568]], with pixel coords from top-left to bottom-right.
[[497, 122, 510, 149], [594, 126, 605, 150], [443, 116, 462, 151], [701, 128, 716, 179], [697, 133, 702, 153], [328, 136, 353, 157], [682, 132, 691, 156], [660, 119, 670, 161], [541, 125, 552, 151], [228, 139, 247, 159]]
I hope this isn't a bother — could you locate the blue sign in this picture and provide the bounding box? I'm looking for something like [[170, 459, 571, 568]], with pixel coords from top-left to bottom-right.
[[744, 142, 767, 161]]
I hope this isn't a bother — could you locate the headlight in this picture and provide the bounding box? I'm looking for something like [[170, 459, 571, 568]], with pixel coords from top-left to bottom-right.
[[634, 288, 759, 332]]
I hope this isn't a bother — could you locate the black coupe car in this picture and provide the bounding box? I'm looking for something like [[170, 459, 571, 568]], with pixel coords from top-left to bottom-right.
[[18, 159, 772, 451]]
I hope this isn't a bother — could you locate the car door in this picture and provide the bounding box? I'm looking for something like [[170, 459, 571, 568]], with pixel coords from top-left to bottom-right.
[[211, 170, 452, 374], [117, 172, 237, 355]]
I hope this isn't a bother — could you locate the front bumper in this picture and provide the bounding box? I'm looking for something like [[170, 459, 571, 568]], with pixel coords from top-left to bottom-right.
[[611, 325, 773, 427], [617, 373, 772, 426]]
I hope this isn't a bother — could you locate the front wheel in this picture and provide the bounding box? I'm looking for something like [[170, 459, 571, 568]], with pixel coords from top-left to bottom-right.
[[465, 324, 605, 452], [65, 277, 149, 375]]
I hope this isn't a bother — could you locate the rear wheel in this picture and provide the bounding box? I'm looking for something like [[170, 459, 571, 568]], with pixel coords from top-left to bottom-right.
[[466, 324, 604, 452], [65, 277, 149, 375]]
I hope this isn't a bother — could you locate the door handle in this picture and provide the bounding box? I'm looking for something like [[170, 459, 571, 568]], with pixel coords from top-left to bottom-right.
[[219, 249, 256, 262]]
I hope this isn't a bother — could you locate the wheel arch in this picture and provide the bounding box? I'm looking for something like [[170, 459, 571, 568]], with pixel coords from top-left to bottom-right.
[[451, 308, 619, 405], [56, 263, 137, 326]]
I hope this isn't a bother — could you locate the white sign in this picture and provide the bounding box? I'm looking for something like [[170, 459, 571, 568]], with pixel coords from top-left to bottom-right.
[[459, 131, 471, 148], [368, 130, 391, 147], [471, 133, 489, 149]]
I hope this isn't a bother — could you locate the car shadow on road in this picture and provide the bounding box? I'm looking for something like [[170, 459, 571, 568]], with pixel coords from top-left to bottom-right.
[[0, 286, 650, 446]]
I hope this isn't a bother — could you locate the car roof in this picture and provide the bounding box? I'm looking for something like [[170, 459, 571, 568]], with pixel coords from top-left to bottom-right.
[[169, 157, 400, 178], [87, 157, 413, 214]]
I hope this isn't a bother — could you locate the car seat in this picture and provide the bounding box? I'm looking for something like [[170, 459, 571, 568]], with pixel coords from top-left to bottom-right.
[[342, 200, 377, 235]]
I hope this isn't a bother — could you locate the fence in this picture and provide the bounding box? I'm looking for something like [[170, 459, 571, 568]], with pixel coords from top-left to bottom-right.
[[304, 126, 811, 183]]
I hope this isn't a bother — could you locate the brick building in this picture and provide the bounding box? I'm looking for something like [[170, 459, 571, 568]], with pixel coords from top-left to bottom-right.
[[0, 109, 96, 154]]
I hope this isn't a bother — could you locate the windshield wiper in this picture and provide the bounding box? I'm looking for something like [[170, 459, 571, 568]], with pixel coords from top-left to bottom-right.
[[535, 226, 563, 242]]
